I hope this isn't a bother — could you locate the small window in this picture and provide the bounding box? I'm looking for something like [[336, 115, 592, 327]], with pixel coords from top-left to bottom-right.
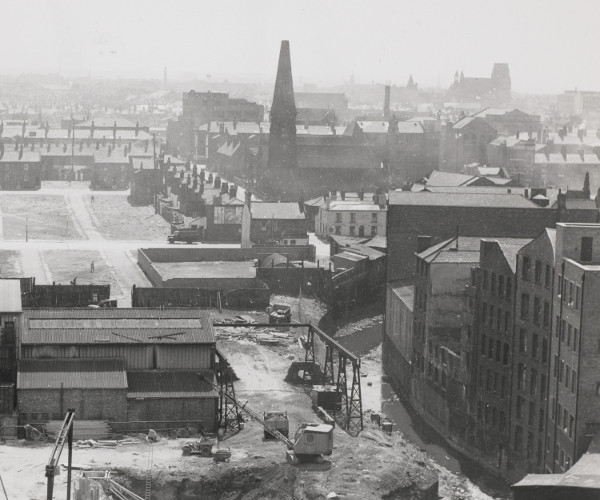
[[535, 260, 542, 283], [522, 256, 531, 280], [581, 236, 593, 262]]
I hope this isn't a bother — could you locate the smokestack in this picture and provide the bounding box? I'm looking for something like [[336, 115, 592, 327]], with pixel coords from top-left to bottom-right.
[[383, 85, 391, 120], [221, 181, 229, 195], [245, 190, 252, 208]]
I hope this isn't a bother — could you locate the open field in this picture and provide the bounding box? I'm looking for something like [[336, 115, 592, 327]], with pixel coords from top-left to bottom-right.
[[87, 195, 171, 241], [42, 249, 124, 295], [0, 195, 84, 240]]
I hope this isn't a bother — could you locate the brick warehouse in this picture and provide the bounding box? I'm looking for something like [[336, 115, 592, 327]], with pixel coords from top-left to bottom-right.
[[15, 308, 218, 432]]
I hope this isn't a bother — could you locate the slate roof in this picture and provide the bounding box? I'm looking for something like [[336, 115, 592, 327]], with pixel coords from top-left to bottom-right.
[[426, 171, 476, 187], [535, 153, 600, 164], [354, 121, 424, 134], [18, 358, 127, 390], [251, 202, 305, 220], [418, 236, 530, 265], [76, 117, 137, 129], [388, 191, 538, 208], [0, 151, 41, 163], [328, 201, 384, 211]]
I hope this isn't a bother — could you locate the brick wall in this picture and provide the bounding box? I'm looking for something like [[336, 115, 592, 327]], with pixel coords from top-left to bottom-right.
[[19, 388, 127, 421], [126, 397, 218, 433]]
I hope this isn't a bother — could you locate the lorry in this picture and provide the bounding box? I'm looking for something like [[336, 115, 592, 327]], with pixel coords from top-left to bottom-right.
[[167, 228, 202, 244]]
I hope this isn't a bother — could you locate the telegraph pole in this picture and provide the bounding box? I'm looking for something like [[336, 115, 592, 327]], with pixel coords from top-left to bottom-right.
[[71, 110, 75, 179]]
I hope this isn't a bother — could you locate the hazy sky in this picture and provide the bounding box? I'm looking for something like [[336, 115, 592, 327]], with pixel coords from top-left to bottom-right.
[[5, 0, 600, 93]]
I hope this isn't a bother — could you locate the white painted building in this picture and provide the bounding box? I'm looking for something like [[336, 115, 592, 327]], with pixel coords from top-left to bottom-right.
[[315, 196, 387, 238]]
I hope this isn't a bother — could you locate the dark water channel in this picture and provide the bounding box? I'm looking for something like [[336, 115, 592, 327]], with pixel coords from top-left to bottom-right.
[[322, 309, 512, 499]]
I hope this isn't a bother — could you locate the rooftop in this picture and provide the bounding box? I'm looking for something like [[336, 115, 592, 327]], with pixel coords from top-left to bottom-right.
[[153, 261, 255, 281], [389, 191, 538, 208], [127, 370, 217, 399], [251, 202, 305, 220], [388, 279, 414, 312], [18, 358, 127, 390], [419, 236, 530, 264], [328, 201, 384, 211], [0, 151, 41, 163], [21, 308, 213, 344], [425, 170, 477, 187]]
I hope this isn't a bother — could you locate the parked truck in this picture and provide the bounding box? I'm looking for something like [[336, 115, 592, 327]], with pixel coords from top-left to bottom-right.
[[167, 228, 202, 244]]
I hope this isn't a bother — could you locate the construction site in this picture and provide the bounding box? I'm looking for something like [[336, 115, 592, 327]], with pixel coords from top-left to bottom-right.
[[0, 295, 493, 500], [0, 183, 492, 499]]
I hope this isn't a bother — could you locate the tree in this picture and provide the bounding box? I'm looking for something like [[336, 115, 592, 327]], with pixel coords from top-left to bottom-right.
[[583, 171, 591, 198]]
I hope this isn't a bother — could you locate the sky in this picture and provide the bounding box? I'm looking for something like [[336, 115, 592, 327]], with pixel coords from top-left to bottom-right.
[[4, 0, 600, 94]]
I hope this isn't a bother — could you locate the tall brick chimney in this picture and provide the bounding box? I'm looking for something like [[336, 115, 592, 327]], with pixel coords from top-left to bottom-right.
[[268, 41, 297, 170], [383, 85, 391, 120]]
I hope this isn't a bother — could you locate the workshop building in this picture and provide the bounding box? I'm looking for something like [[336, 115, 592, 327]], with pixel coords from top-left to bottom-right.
[[16, 308, 218, 431]]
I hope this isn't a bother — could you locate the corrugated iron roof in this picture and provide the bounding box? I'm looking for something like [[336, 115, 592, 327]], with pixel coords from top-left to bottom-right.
[[17, 358, 127, 389], [0, 279, 22, 312], [127, 370, 217, 399], [21, 309, 213, 345]]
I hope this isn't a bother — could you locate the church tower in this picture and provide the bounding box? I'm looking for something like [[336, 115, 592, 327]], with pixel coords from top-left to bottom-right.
[[268, 41, 297, 170]]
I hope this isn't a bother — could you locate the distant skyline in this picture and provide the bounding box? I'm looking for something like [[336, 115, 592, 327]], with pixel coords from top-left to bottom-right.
[[3, 0, 599, 94]]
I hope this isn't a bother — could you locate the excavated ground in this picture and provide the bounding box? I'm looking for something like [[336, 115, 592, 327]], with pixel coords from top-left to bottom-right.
[[0, 299, 488, 499]]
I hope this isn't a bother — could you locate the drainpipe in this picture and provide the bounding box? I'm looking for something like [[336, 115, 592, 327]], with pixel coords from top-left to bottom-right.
[[573, 272, 585, 465], [542, 263, 556, 470], [551, 260, 566, 472], [506, 257, 520, 473]]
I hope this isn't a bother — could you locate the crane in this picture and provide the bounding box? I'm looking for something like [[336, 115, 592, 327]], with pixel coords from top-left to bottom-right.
[[46, 409, 75, 500], [198, 374, 333, 464]]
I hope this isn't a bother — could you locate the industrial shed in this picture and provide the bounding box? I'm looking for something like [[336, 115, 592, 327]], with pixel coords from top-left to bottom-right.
[[126, 370, 218, 432], [17, 308, 218, 429], [17, 358, 128, 421], [19, 309, 215, 371]]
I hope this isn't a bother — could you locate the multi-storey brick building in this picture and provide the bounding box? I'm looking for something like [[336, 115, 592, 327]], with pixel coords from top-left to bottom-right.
[[471, 238, 530, 471], [508, 229, 555, 477], [546, 224, 600, 473]]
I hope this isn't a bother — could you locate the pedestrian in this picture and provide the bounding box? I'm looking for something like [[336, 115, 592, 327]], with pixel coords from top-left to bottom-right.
[[91, 195, 95, 203], [90, 261, 95, 273]]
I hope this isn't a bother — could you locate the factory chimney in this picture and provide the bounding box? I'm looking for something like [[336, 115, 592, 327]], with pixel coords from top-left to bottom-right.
[[383, 85, 391, 120]]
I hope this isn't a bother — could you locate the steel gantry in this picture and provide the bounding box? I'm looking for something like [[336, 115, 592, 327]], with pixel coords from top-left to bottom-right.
[[213, 322, 363, 435], [215, 348, 243, 433], [302, 324, 363, 435]]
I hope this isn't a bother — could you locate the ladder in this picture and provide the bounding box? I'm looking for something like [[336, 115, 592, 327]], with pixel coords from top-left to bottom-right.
[[145, 444, 153, 500]]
